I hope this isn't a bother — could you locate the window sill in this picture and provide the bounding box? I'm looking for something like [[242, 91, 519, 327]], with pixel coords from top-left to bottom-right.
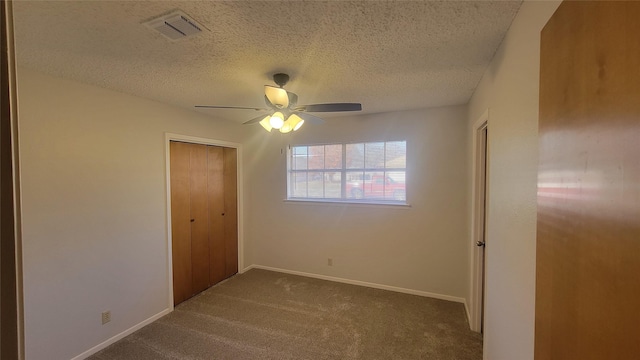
[[283, 198, 411, 209]]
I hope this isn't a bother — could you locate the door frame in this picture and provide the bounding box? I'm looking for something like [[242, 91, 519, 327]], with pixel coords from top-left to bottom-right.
[[2, 1, 25, 358], [469, 110, 489, 332], [164, 133, 244, 309]]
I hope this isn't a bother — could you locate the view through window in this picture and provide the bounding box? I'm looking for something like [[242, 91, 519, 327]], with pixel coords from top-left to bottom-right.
[[287, 141, 406, 203]]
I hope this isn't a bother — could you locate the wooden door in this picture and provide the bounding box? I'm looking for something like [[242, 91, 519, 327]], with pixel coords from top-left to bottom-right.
[[471, 120, 488, 333], [477, 124, 487, 333], [189, 144, 210, 294], [207, 146, 226, 284], [536, 2, 640, 359], [170, 141, 238, 306], [170, 141, 194, 305], [207, 146, 238, 283]]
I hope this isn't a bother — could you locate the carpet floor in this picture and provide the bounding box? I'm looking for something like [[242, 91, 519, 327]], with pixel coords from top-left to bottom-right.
[[89, 269, 482, 360]]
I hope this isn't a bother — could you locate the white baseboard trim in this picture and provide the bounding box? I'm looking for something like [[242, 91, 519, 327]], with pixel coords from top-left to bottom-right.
[[244, 264, 466, 304], [71, 308, 172, 360], [464, 300, 472, 327]]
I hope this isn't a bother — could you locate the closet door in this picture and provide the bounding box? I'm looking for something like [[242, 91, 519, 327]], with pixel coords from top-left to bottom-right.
[[171, 142, 211, 303], [208, 146, 238, 283], [208, 146, 226, 284], [170, 141, 193, 305], [189, 144, 210, 294], [170, 141, 238, 305]]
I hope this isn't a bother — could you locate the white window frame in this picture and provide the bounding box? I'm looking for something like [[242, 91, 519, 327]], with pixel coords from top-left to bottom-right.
[[286, 141, 407, 205]]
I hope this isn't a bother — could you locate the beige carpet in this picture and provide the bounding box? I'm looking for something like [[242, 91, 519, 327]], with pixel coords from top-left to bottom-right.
[[89, 269, 482, 359]]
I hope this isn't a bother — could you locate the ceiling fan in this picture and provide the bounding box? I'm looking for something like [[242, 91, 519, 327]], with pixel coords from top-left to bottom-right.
[[195, 73, 362, 133]]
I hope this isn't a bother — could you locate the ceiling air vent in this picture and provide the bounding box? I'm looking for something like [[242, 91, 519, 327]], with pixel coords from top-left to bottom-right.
[[144, 10, 206, 41]]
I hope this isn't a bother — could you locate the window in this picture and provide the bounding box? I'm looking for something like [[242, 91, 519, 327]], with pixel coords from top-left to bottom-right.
[[287, 141, 407, 203]]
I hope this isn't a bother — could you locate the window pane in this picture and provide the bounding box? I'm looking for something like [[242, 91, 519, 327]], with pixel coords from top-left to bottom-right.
[[385, 141, 406, 168], [307, 171, 324, 198], [363, 171, 385, 199], [325, 144, 342, 169], [346, 171, 365, 199], [346, 143, 364, 169], [325, 172, 341, 198], [385, 171, 406, 201], [387, 171, 406, 184], [308, 145, 324, 170], [290, 172, 308, 198], [365, 142, 385, 168], [292, 146, 308, 170]]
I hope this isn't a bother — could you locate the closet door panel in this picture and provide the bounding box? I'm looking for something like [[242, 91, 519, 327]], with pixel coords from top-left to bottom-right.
[[190, 144, 210, 294], [223, 147, 238, 276], [169, 141, 193, 305], [207, 146, 227, 285]]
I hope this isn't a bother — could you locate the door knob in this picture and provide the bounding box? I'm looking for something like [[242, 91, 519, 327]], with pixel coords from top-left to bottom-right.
[[476, 241, 485, 247], [190, 219, 195, 222]]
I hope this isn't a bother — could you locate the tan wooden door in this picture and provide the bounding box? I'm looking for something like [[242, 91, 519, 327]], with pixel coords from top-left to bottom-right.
[[189, 144, 210, 295], [207, 145, 226, 285], [170, 141, 194, 305], [536, 2, 640, 359], [170, 141, 238, 306], [207, 146, 239, 284]]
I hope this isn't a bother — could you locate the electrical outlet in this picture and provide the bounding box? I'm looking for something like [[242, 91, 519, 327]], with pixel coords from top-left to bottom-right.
[[102, 311, 111, 325], [328, 258, 333, 266]]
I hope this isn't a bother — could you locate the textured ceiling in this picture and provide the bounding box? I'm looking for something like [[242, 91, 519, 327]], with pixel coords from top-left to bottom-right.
[[12, 1, 522, 123]]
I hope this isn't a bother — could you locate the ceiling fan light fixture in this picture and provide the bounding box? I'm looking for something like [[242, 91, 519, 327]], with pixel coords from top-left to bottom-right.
[[280, 114, 305, 133], [280, 114, 298, 133], [287, 113, 305, 131], [269, 112, 285, 129], [259, 115, 273, 132], [265, 86, 289, 109], [280, 123, 293, 134]]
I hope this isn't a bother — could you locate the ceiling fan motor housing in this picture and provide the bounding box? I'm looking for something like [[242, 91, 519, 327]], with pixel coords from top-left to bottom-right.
[[273, 73, 290, 87]]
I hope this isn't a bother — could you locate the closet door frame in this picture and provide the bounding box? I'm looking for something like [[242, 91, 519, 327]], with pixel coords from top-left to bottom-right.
[[164, 133, 243, 310]]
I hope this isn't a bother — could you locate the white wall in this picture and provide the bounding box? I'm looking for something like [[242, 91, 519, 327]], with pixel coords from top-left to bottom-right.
[[244, 106, 470, 301], [16, 68, 247, 360], [466, 1, 561, 359]]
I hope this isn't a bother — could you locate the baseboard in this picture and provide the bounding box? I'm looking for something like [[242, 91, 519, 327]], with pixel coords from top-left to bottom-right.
[[244, 264, 466, 304], [464, 300, 472, 328], [240, 264, 255, 274], [71, 308, 172, 360]]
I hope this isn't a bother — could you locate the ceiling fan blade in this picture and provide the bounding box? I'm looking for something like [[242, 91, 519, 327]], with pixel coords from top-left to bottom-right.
[[195, 105, 267, 111], [294, 103, 362, 112], [243, 113, 270, 125], [296, 112, 325, 125], [287, 92, 298, 107], [264, 85, 289, 109]]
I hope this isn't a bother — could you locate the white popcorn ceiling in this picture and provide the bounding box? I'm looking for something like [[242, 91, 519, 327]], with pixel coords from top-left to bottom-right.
[[12, 1, 522, 123]]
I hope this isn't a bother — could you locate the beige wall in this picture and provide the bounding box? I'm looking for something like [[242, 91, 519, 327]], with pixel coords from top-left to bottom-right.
[[467, 1, 561, 359], [16, 68, 247, 360], [245, 106, 470, 300]]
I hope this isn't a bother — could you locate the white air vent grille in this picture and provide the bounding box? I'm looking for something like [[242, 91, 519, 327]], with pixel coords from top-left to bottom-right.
[[144, 10, 206, 41]]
